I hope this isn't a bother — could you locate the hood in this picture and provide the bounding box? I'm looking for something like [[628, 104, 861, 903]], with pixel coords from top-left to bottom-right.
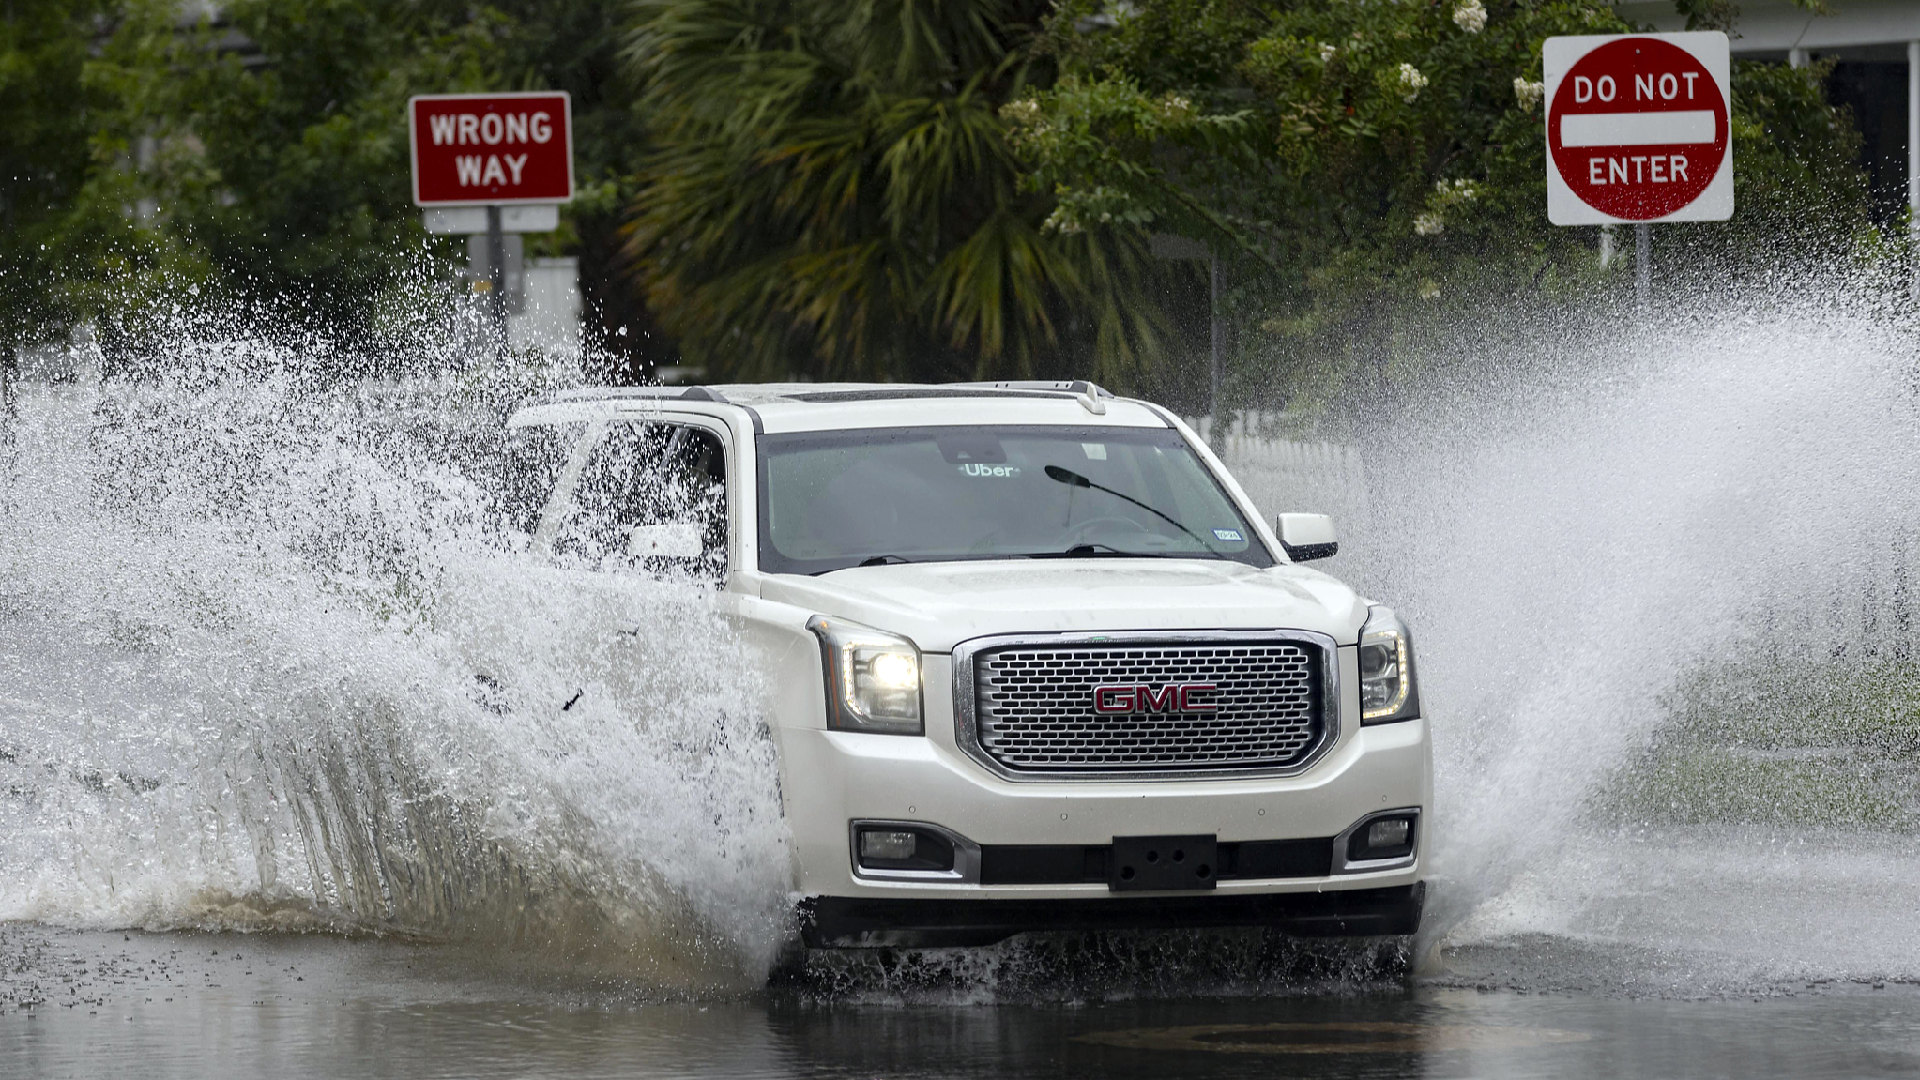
[[758, 558, 1369, 652]]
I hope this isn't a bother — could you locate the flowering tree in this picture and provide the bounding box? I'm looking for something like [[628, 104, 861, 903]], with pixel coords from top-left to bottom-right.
[[1006, 1, 1869, 423]]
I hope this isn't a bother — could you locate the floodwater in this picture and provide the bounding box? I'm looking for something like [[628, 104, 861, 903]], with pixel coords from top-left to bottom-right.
[[5, 923, 1920, 1078], [4, 279, 1919, 1075]]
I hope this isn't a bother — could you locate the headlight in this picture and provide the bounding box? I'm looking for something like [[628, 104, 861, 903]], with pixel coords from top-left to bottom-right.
[[807, 615, 924, 735], [1358, 605, 1420, 724]]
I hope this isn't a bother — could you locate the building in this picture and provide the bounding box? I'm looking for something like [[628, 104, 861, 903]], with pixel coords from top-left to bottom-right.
[[1619, 0, 1919, 231]]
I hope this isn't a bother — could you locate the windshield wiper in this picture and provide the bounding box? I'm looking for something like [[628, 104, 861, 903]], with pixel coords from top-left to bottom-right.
[[1026, 543, 1178, 559], [1043, 465, 1208, 545], [810, 554, 918, 575]]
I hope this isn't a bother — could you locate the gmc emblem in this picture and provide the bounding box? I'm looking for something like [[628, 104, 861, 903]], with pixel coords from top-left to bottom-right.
[[1092, 683, 1218, 714]]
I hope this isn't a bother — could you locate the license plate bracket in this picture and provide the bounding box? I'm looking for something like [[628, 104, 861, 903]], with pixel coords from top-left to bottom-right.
[[1109, 834, 1218, 891]]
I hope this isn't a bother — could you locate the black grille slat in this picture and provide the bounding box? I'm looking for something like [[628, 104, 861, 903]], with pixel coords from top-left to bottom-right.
[[973, 642, 1323, 773]]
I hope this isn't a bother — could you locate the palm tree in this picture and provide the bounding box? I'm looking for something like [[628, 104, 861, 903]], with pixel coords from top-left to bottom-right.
[[622, 0, 1168, 384]]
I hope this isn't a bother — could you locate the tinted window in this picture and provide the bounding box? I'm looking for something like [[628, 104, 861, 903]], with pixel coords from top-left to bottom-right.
[[554, 421, 728, 580], [497, 422, 585, 538], [758, 425, 1270, 575]]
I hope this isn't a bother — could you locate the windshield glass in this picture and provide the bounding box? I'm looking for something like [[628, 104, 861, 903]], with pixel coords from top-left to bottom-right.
[[757, 425, 1272, 575]]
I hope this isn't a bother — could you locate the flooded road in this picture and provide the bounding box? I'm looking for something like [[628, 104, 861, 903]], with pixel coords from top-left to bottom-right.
[[5, 298, 1919, 1076], [5, 923, 1919, 1078]]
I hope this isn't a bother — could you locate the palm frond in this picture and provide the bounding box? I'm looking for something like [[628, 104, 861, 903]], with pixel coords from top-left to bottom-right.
[[623, 0, 1172, 384]]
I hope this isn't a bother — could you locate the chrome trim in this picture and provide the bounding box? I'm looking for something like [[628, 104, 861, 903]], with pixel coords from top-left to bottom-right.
[[848, 819, 982, 883], [1331, 807, 1421, 875], [807, 614, 927, 736], [951, 629, 1342, 783], [1358, 605, 1421, 726]]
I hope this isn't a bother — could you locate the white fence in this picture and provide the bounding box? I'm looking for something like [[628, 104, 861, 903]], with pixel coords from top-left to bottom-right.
[[1190, 414, 1920, 657], [1191, 414, 1375, 584]]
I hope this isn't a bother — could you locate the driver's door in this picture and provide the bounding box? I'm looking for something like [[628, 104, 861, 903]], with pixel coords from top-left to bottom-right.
[[538, 417, 730, 580], [516, 415, 736, 715]]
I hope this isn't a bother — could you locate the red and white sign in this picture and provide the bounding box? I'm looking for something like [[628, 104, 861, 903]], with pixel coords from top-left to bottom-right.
[[408, 92, 573, 207], [1544, 33, 1731, 225]]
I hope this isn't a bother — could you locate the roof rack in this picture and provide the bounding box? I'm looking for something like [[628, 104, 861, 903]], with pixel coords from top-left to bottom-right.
[[947, 380, 1112, 415], [531, 385, 731, 405]]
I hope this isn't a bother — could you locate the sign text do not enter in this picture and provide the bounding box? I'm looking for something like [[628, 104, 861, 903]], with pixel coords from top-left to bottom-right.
[[1543, 32, 1732, 225]]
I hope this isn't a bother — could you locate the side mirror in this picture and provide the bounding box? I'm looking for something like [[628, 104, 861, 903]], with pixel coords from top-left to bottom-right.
[[1276, 513, 1338, 562], [627, 521, 706, 560]]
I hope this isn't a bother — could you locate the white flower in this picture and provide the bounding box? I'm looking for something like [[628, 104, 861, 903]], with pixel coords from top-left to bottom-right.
[[1000, 98, 1043, 125], [1453, 0, 1487, 34], [1418, 279, 1441, 299], [1397, 63, 1428, 103], [1414, 212, 1444, 236], [1513, 77, 1545, 112], [1318, 43, 1337, 63]]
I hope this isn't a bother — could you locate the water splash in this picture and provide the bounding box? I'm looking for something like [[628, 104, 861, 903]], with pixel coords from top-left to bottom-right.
[[1353, 277, 1920, 981], [0, 344, 791, 995], [5, 273, 1919, 1001]]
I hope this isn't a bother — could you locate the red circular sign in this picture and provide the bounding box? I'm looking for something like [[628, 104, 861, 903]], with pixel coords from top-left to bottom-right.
[[1549, 37, 1727, 221]]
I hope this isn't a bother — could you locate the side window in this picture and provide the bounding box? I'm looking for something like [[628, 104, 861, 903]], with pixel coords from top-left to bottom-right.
[[498, 422, 586, 539], [553, 421, 728, 580]]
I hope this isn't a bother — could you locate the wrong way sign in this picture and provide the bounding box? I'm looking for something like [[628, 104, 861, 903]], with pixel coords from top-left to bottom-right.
[[409, 91, 573, 207], [1544, 32, 1731, 225]]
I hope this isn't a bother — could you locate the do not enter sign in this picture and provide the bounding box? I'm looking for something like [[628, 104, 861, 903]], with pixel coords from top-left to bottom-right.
[[1544, 32, 1731, 225]]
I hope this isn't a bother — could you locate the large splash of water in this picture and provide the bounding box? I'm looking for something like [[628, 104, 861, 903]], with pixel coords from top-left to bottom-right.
[[0, 340, 792, 995], [3, 275, 1917, 999], [1353, 280, 1920, 985]]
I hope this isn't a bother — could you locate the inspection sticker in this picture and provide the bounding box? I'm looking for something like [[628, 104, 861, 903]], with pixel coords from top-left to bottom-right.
[[1212, 528, 1244, 542]]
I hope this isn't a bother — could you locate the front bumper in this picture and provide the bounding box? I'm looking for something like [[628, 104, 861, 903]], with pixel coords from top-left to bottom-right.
[[801, 883, 1426, 948], [777, 652, 1432, 906]]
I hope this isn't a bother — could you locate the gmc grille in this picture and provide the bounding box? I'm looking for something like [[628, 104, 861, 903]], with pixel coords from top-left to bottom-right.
[[968, 639, 1328, 776]]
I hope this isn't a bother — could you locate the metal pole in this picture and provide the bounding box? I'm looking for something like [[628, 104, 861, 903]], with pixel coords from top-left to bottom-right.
[[0, 341, 14, 450], [1908, 41, 1919, 301], [0, 340, 16, 494], [486, 204, 507, 353], [1635, 222, 1651, 312], [1208, 251, 1222, 445]]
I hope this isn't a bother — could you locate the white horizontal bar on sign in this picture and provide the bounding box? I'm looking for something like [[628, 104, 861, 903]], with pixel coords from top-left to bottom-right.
[[1559, 110, 1716, 148], [423, 204, 560, 234]]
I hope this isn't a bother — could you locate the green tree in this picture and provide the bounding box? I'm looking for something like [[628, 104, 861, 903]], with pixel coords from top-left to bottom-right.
[[1007, 0, 1872, 424], [1, 0, 110, 399], [30, 0, 658, 373], [622, 0, 1172, 385]]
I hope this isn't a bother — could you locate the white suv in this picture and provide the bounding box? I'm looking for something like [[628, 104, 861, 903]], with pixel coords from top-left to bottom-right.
[[507, 380, 1430, 948]]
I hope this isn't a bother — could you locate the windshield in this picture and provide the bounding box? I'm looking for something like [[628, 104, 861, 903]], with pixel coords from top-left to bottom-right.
[[757, 425, 1273, 575]]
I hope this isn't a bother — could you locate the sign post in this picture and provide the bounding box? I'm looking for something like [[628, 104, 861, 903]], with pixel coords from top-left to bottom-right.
[[1149, 233, 1225, 446], [486, 206, 506, 335], [1543, 33, 1732, 309], [408, 91, 574, 350]]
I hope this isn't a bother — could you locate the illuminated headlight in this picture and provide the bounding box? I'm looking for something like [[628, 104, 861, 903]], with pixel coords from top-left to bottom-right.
[[807, 615, 924, 735], [1358, 605, 1420, 724]]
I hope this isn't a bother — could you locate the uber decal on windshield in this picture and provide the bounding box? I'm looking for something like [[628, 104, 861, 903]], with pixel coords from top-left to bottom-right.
[[958, 464, 1022, 478]]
